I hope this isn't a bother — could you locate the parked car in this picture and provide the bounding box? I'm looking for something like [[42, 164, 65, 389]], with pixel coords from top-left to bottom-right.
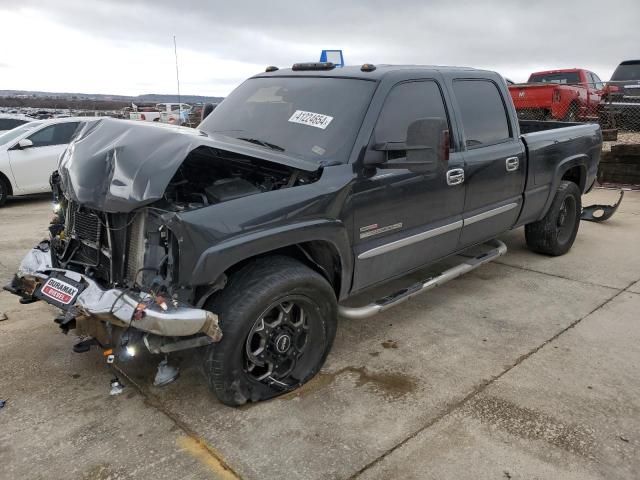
[[6, 64, 601, 405], [160, 103, 192, 125], [599, 60, 640, 130], [0, 117, 101, 205], [509, 68, 604, 121], [0, 114, 34, 133], [129, 103, 191, 124]]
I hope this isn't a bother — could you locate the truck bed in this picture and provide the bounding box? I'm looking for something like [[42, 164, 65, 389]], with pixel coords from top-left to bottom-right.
[[519, 119, 584, 133], [516, 120, 602, 226]]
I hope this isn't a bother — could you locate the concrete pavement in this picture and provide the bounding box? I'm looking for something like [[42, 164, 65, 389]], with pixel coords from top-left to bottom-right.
[[0, 188, 638, 479]]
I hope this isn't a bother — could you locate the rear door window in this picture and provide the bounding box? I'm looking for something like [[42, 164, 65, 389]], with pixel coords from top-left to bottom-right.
[[53, 122, 80, 144], [452, 80, 511, 148], [27, 122, 79, 147]]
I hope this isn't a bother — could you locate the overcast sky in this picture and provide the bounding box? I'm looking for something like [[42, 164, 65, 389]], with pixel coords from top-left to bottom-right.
[[1, 0, 638, 96]]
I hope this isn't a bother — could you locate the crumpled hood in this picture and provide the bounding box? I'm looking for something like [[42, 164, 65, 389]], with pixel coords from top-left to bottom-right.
[[58, 118, 318, 213]]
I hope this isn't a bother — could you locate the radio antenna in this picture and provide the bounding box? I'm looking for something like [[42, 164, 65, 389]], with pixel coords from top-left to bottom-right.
[[173, 35, 181, 112]]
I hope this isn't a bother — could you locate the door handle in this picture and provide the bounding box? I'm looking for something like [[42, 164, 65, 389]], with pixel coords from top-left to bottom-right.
[[446, 168, 465, 186], [505, 157, 519, 172]]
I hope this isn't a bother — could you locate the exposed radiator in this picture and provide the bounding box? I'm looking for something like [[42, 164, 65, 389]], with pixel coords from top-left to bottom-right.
[[126, 211, 147, 285]]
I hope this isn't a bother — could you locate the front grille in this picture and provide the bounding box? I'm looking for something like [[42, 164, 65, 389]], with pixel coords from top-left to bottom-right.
[[70, 205, 101, 244]]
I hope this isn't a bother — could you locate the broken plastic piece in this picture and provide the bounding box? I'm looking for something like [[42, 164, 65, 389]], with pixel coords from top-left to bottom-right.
[[155, 295, 168, 311], [581, 190, 624, 222], [73, 338, 98, 353], [154, 358, 179, 387], [109, 377, 124, 396], [0, 399, 6, 409]]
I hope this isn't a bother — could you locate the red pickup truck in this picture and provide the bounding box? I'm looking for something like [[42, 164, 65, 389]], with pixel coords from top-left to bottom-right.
[[509, 69, 605, 121]]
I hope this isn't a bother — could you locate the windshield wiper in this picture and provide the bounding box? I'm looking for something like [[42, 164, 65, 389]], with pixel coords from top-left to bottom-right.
[[237, 137, 285, 152]]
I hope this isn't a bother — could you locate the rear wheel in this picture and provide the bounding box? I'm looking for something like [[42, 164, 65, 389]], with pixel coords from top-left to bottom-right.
[[202, 256, 337, 406], [525, 180, 581, 256], [564, 102, 579, 122]]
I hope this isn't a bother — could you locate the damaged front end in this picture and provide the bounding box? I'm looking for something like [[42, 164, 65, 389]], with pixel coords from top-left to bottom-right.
[[4, 118, 322, 358], [5, 223, 222, 354]]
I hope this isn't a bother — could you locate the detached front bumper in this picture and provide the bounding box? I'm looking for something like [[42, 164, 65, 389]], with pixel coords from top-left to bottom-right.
[[5, 243, 222, 341]]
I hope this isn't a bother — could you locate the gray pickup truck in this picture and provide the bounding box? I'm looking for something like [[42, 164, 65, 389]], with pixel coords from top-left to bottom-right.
[[6, 63, 601, 405]]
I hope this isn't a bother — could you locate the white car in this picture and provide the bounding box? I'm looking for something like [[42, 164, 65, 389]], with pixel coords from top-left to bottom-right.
[[0, 114, 34, 133], [0, 117, 101, 206], [130, 103, 191, 124]]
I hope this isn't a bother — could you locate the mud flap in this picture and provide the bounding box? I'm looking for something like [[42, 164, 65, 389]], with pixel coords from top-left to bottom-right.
[[581, 190, 624, 223]]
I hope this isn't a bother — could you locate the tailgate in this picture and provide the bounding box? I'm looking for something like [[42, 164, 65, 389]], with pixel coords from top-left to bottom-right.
[[509, 84, 556, 108]]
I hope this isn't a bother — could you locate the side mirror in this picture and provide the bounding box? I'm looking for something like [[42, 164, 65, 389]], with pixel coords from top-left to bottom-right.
[[16, 138, 34, 149], [201, 103, 215, 121], [367, 117, 449, 174]]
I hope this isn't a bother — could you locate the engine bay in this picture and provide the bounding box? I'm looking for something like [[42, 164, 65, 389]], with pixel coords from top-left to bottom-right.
[[158, 146, 320, 212]]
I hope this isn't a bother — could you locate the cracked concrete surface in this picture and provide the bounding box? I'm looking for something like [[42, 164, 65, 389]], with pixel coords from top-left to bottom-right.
[[0, 189, 638, 479]]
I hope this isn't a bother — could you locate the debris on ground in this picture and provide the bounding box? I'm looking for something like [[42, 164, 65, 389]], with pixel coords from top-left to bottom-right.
[[109, 378, 124, 396], [0, 312, 8, 321], [581, 190, 624, 222], [154, 358, 180, 387], [0, 399, 6, 409]]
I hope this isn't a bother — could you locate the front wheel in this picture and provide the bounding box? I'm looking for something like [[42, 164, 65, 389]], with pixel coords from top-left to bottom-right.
[[202, 256, 337, 406], [525, 180, 582, 256], [0, 176, 9, 206]]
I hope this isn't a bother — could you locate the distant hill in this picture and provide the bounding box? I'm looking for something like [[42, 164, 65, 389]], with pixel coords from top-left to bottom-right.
[[0, 90, 224, 104]]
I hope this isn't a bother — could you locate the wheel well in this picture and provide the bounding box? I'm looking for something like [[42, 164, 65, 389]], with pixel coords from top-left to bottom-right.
[[0, 171, 13, 195], [561, 166, 585, 192], [198, 241, 343, 305]]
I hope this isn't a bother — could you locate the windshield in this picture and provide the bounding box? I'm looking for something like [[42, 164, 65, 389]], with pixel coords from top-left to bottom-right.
[[0, 121, 42, 145], [198, 76, 377, 164], [611, 62, 640, 81], [529, 72, 581, 84]]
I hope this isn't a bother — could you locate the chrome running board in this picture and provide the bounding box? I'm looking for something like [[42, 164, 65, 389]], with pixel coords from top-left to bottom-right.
[[338, 240, 507, 320]]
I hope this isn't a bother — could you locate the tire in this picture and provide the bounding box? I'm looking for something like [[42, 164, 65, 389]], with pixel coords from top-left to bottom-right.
[[564, 102, 579, 122], [0, 176, 9, 206], [525, 180, 581, 256], [202, 255, 338, 406]]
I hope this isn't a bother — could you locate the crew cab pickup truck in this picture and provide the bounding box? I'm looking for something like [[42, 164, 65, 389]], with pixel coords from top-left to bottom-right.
[[509, 68, 605, 121], [5, 63, 602, 406]]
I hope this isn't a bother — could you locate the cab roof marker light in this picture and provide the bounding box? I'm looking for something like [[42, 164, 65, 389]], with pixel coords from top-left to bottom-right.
[[361, 63, 377, 72], [265, 66, 279, 72], [292, 62, 335, 71]]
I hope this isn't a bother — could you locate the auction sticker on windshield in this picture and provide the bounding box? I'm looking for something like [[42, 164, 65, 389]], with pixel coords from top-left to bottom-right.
[[288, 110, 333, 129]]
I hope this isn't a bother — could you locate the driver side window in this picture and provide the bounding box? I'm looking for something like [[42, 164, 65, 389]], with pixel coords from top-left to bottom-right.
[[375, 80, 451, 148]]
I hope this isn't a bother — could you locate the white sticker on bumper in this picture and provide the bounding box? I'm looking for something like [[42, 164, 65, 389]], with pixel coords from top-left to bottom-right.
[[41, 277, 78, 305]]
